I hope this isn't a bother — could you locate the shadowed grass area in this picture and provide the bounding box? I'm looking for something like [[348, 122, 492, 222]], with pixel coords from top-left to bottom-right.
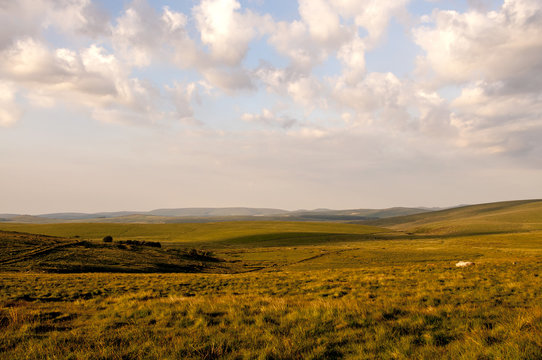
[[213, 232, 382, 247], [0, 221, 387, 247], [0, 231, 236, 274]]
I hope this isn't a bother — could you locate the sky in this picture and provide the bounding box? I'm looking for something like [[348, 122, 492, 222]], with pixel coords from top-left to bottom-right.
[[1, 0, 542, 214]]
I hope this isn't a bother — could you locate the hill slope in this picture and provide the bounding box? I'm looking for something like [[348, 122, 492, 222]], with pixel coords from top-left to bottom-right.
[[0, 207, 433, 223], [0, 222, 389, 248], [363, 199, 542, 235], [0, 231, 235, 273]]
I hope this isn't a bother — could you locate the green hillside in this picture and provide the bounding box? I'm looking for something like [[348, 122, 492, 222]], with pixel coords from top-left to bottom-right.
[[364, 199, 542, 235], [2, 201, 542, 359], [0, 230, 234, 273], [0, 221, 388, 247]]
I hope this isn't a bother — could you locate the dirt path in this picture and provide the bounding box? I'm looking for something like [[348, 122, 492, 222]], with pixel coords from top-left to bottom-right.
[[239, 247, 362, 273], [0, 241, 81, 265]]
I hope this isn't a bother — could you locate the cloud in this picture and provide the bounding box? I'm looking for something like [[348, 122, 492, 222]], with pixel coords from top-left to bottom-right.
[[167, 82, 199, 125], [194, 0, 272, 66], [241, 108, 297, 129], [0, 81, 21, 127], [44, 0, 109, 38], [0, 0, 208, 125], [331, 0, 410, 46], [266, 8, 350, 72], [267, 0, 408, 72], [0, 39, 121, 99], [287, 76, 323, 108], [267, 20, 320, 70], [260, 0, 410, 115], [112, 1, 164, 67], [298, 0, 350, 47], [413, 0, 542, 156], [333, 72, 406, 113], [1, 38, 118, 99], [0, 0, 108, 50], [0, 38, 63, 82], [111, 1, 195, 68], [0, 38, 194, 126], [450, 80, 542, 153], [415, 89, 455, 136], [337, 35, 366, 83], [414, 0, 542, 86], [201, 67, 255, 92]]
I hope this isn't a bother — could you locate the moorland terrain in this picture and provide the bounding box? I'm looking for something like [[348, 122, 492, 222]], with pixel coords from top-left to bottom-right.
[[0, 206, 432, 224], [1, 199, 541, 359]]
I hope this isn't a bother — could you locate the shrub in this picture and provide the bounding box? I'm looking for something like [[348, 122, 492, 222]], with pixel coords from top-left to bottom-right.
[[102, 235, 113, 243], [117, 240, 161, 248]]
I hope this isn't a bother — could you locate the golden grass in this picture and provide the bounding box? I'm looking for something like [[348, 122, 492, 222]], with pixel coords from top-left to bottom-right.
[[0, 221, 387, 247], [1, 257, 541, 359], [1, 210, 542, 359]]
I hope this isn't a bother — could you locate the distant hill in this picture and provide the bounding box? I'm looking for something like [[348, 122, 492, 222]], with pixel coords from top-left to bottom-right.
[[37, 207, 289, 220], [283, 207, 431, 221], [0, 215, 63, 224], [37, 211, 141, 220], [1, 207, 434, 223], [362, 199, 542, 235], [147, 207, 290, 217]]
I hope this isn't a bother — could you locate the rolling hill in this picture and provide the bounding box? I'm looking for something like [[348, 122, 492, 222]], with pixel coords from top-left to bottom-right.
[[363, 199, 542, 235], [0, 221, 388, 247], [0, 206, 433, 223], [0, 230, 237, 273]]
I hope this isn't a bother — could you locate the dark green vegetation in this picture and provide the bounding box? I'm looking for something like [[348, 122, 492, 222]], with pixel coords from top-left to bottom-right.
[[1, 200, 542, 359]]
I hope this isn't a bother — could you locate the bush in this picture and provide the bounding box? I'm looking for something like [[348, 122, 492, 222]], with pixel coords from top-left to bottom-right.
[[102, 235, 113, 243], [117, 240, 161, 248]]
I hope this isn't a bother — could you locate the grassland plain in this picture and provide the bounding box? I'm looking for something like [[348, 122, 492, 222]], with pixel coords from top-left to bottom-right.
[[0, 221, 388, 247], [1, 201, 542, 359]]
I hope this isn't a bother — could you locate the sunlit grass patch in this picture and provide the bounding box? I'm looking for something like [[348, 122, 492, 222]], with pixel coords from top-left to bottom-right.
[[1, 213, 542, 358]]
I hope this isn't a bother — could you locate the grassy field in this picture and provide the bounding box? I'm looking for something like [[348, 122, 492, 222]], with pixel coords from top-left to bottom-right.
[[1, 201, 542, 359], [365, 199, 542, 235], [0, 221, 387, 247]]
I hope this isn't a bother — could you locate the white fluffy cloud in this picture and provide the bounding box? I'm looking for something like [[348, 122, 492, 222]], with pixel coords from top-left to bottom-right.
[[194, 0, 272, 66], [414, 0, 542, 86], [195, 0, 250, 66], [414, 0, 542, 155], [298, 0, 349, 47], [337, 35, 366, 83], [4, 0, 542, 212], [268, 0, 408, 71], [112, 1, 195, 68], [268, 20, 322, 70], [0, 38, 194, 125], [0, 0, 108, 50], [333, 73, 405, 114], [1, 0, 540, 162], [331, 0, 409, 46], [261, 0, 411, 119], [287, 76, 324, 108], [0, 0, 415, 123]]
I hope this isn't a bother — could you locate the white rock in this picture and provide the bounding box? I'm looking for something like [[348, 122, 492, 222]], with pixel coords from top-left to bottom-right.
[[455, 261, 475, 267]]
